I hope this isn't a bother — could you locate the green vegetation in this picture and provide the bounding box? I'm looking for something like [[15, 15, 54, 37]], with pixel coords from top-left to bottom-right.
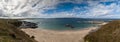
[[84, 20, 120, 42], [0, 19, 37, 42]]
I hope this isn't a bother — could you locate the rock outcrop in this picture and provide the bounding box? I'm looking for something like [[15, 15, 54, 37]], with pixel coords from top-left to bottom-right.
[[19, 21, 38, 28]]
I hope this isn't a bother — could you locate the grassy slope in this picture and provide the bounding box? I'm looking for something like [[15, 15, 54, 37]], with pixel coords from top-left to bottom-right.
[[84, 20, 120, 42], [0, 19, 37, 42]]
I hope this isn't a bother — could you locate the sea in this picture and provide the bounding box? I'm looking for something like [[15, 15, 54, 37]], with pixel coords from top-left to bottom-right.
[[21, 18, 110, 30]]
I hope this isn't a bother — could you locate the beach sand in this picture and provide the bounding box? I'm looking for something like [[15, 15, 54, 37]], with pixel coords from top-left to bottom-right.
[[21, 27, 97, 42]]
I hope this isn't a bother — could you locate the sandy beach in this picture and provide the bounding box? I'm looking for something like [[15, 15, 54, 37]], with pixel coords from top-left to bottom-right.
[[21, 27, 97, 42]]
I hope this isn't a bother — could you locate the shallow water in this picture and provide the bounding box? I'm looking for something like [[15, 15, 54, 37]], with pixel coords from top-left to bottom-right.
[[22, 18, 100, 30]]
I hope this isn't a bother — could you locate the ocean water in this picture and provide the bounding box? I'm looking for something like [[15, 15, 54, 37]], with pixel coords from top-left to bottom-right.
[[22, 18, 101, 30]]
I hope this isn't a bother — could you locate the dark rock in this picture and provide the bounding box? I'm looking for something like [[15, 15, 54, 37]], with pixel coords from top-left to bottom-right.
[[31, 36, 35, 39], [65, 24, 75, 29], [9, 33, 16, 39], [19, 21, 38, 28], [8, 21, 22, 27]]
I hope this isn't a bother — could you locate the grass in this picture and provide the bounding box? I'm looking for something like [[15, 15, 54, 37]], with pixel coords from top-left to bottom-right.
[[0, 19, 37, 42], [84, 20, 120, 42]]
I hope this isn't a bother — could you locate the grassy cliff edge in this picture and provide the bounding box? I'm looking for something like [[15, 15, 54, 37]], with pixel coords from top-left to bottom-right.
[[0, 19, 37, 42], [84, 20, 120, 42]]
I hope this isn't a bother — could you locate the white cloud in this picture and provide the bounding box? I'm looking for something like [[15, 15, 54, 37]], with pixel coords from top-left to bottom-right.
[[0, 0, 59, 17], [0, 0, 120, 18], [85, 2, 120, 18]]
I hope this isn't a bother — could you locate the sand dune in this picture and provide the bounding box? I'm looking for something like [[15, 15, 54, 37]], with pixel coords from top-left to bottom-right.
[[21, 27, 97, 42]]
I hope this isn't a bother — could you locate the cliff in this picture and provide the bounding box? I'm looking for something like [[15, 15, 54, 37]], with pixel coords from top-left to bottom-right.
[[84, 20, 120, 42], [0, 19, 37, 42]]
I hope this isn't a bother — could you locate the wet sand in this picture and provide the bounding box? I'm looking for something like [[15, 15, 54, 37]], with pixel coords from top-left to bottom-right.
[[21, 27, 97, 42]]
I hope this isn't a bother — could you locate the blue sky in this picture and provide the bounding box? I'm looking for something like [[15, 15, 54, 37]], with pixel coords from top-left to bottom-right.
[[0, 0, 120, 18], [43, 2, 88, 14], [36, 0, 120, 18]]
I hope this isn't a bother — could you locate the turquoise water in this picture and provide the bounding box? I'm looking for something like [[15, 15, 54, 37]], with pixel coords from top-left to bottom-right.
[[22, 18, 99, 30]]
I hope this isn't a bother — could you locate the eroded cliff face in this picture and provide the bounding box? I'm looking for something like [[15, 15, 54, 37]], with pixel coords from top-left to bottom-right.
[[84, 20, 120, 42], [0, 19, 37, 42]]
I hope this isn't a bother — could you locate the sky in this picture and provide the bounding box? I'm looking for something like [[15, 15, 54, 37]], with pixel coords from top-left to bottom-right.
[[0, 0, 120, 18]]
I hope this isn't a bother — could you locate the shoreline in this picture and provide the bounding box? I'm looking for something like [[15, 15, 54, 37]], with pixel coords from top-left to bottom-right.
[[21, 27, 98, 42]]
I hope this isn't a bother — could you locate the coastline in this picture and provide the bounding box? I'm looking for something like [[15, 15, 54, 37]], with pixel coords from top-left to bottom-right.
[[21, 27, 98, 42]]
